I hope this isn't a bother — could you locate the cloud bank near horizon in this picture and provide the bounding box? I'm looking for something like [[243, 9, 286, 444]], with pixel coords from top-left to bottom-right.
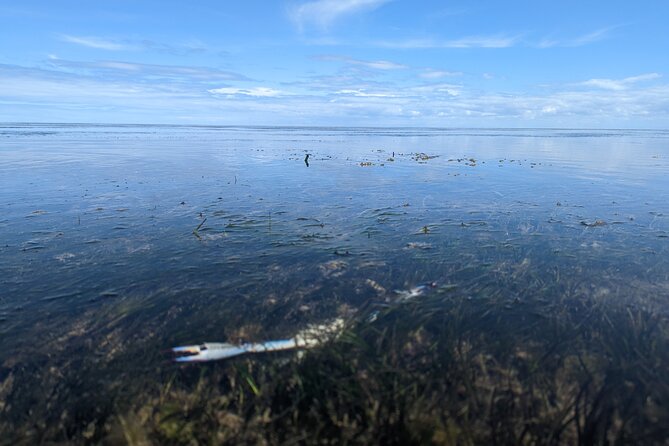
[[1, 60, 667, 127]]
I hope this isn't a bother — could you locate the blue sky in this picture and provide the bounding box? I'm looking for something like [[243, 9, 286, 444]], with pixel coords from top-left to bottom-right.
[[1, 0, 668, 127]]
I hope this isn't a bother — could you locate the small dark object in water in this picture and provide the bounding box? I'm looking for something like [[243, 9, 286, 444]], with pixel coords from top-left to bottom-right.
[[304, 154, 310, 167], [193, 218, 207, 239], [581, 220, 606, 227]]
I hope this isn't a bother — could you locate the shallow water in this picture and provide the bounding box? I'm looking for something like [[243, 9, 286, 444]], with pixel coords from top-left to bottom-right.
[[1, 124, 669, 441]]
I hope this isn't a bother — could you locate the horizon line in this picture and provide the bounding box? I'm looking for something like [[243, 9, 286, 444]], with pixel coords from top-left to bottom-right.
[[1, 121, 667, 132]]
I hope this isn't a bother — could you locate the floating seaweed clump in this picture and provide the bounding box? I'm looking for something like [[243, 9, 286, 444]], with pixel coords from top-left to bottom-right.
[[412, 153, 439, 161]]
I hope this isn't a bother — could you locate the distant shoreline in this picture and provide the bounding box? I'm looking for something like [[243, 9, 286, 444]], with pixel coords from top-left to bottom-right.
[[1, 122, 667, 132]]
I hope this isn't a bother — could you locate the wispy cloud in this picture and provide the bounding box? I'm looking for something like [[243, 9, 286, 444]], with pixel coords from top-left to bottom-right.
[[419, 69, 462, 79], [61, 35, 128, 51], [137, 39, 208, 56], [208, 87, 285, 97], [376, 34, 521, 49], [442, 35, 521, 48], [407, 83, 461, 96], [47, 57, 249, 83], [290, 0, 390, 31], [569, 27, 612, 46], [335, 89, 396, 98], [537, 26, 617, 48], [376, 27, 614, 51], [428, 7, 469, 19], [282, 73, 389, 93], [577, 73, 661, 91], [315, 55, 407, 70], [61, 34, 210, 55]]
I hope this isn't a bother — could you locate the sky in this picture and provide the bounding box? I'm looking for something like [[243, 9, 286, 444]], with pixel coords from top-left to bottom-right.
[[1, 0, 668, 128]]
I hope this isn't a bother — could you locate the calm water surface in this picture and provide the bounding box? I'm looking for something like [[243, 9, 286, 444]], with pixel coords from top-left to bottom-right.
[[1, 124, 668, 438]]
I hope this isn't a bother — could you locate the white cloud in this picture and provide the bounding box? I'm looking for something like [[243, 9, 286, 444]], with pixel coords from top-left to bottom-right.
[[332, 82, 461, 100], [441, 35, 521, 48], [60, 35, 211, 55], [420, 70, 462, 79], [568, 27, 613, 47], [315, 55, 406, 70], [376, 34, 521, 49], [377, 27, 613, 51], [536, 39, 559, 49], [580, 79, 627, 91], [408, 83, 461, 96], [208, 87, 285, 97], [61, 35, 127, 51], [578, 73, 661, 91], [290, 0, 390, 31], [355, 59, 406, 70], [97, 61, 142, 71], [139, 38, 208, 55], [335, 89, 396, 97], [537, 27, 617, 48], [47, 58, 248, 82]]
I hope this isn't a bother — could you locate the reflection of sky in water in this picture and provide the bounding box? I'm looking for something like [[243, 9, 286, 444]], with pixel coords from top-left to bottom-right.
[[1, 125, 669, 348]]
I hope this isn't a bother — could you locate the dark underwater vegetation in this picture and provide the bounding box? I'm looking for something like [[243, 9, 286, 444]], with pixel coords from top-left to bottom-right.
[[1, 124, 669, 444]]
